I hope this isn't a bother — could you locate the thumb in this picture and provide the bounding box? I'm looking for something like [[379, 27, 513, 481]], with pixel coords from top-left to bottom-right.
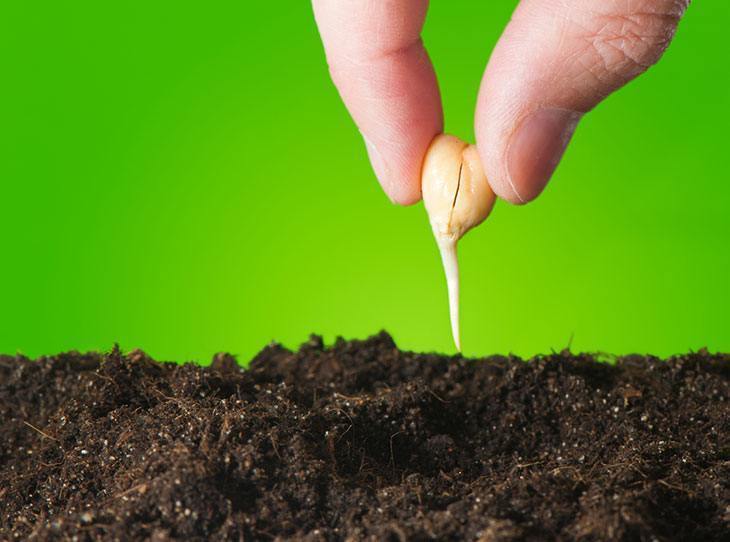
[[476, 0, 689, 204]]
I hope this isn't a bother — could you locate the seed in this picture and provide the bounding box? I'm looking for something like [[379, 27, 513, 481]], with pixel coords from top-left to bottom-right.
[[421, 134, 496, 350]]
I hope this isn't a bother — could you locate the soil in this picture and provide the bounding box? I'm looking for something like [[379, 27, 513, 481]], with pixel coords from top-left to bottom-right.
[[1, 333, 728, 541]]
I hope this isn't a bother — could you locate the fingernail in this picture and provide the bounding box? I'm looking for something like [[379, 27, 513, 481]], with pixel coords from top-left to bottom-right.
[[506, 108, 582, 202], [363, 136, 395, 203]]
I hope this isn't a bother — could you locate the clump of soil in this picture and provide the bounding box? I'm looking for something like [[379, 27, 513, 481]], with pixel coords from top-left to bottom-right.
[[1, 333, 728, 541]]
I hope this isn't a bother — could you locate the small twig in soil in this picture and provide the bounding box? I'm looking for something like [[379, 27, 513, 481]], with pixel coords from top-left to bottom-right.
[[330, 406, 354, 426], [389, 431, 403, 471], [23, 420, 60, 443], [40, 461, 64, 469], [270, 434, 282, 460], [106, 483, 148, 503], [515, 461, 543, 469], [336, 424, 353, 444], [91, 372, 116, 386], [657, 478, 691, 494], [427, 388, 449, 404], [333, 392, 362, 402]]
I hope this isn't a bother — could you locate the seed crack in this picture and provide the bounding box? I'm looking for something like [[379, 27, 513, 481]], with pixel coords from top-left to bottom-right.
[[447, 161, 463, 231]]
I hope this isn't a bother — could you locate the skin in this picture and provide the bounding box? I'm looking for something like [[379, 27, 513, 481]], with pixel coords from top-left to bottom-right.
[[312, 0, 689, 205]]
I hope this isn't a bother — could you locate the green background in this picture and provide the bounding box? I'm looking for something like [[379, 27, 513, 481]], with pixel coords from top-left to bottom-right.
[[2, 2, 728, 363]]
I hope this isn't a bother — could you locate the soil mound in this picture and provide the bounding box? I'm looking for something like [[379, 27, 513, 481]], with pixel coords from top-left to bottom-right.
[[1, 333, 728, 540]]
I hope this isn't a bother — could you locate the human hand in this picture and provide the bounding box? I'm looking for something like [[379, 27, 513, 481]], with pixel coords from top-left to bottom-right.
[[312, 0, 688, 205]]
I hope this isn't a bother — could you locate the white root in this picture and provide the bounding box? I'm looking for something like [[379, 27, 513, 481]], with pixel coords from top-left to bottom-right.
[[437, 238, 461, 351]]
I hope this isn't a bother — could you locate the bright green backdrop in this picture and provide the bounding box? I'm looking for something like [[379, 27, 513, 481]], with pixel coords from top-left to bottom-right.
[[1, 2, 728, 363]]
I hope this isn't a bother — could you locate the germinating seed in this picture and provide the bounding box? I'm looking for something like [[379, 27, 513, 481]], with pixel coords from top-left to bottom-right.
[[421, 134, 496, 350]]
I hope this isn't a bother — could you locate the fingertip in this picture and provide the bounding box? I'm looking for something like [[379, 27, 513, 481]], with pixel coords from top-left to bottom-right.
[[490, 179, 529, 206], [505, 108, 581, 203], [374, 165, 423, 206], [477, 108, 581, 206], [474, 135, 526, 206], [389, 186, 422, 206], [363, 136, 424, 206]]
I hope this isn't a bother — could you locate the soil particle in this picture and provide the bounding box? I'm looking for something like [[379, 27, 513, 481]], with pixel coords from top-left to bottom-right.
[[1, 333, 728, 541]]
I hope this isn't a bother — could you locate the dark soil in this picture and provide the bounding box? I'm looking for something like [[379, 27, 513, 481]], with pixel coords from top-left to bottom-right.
[[1, 333, 728, 541]]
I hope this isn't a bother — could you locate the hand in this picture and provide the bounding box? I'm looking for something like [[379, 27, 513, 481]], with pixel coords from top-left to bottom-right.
[[313, 0, 688, 205]]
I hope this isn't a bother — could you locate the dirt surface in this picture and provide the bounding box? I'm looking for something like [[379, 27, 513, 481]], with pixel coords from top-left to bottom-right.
[[1, 333, 728, 541]]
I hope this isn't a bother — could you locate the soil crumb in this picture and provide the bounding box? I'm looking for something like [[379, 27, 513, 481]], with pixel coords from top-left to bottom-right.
[[1, 333, 728, 541]]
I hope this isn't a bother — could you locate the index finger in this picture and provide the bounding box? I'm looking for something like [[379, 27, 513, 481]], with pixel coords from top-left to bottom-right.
[[312, 0, 443, 205]]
